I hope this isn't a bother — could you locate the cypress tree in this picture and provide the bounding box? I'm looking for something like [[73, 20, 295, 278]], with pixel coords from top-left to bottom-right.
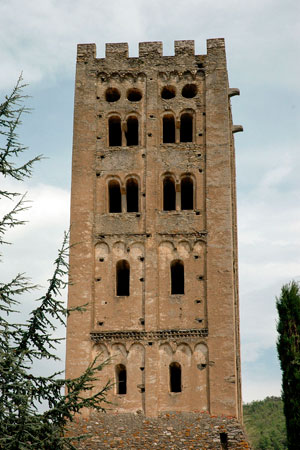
[[0, 77, 111, 449], [276, 281, 300, 450]]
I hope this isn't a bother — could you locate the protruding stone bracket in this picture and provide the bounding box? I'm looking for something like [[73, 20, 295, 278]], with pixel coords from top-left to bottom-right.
[[174, 40, 195, 56], [228, 88, 240, 97], [232, 125, 243, 133], [139, 41, 163, 58], [106, 43, 129, 59]]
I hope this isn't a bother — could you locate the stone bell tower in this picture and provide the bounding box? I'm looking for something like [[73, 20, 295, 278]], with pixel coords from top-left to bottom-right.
[[66, 38, 243, 420]]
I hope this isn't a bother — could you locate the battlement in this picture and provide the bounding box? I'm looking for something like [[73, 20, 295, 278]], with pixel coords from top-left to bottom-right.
[[77, 38, 225, 61]]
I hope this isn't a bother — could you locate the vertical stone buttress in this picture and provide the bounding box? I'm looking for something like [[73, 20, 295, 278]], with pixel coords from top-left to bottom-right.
[[66, 39, 243, 420]]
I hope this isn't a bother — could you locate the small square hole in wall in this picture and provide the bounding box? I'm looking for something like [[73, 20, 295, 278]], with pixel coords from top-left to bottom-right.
[[100, 155, 105, 159], [148, 342, 153, 346], [99, 258, 104, 262], [139, 278, 144, 282], [141, 387, 145, 393], [195, 318, 203, 323], [198, 275, 204, 280], [139, 318, 145, 325], [194, 255, 199, 259], [195, 211, 200, 215], [139, 256, 144, 262], [96, 172, 100, 177], [136, 213, 141, 218], [195, 299, 201, 304], [96, 277, 101, 282], [98, 321, 104, 326], [140, 367, 144, 371]]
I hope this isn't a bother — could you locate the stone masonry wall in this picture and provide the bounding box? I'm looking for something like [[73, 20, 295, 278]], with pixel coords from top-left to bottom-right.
[[66, 38, 244, 421], [67, 412, 251, 449]]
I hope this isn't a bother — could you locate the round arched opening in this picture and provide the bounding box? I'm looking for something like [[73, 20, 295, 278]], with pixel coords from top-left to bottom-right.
[[181, 84, 197, 98], [127, 88, 142, 102], [105, 87, 121, 102], [161, 86, 176, 100]]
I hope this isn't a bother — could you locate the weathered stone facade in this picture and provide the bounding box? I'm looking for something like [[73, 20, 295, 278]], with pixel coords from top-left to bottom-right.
[[67, 412, 250, 449], [66, 38, 244, 437]]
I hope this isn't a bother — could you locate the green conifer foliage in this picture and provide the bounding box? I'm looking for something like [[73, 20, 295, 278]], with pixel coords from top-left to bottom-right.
[[0, 78, 111, 449], [276, 281, 300, 450]]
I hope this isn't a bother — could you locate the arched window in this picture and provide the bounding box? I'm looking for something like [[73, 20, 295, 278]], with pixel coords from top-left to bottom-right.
[[163, 114, 175, 143], [116, 364, 127, 394], [169, 362, 182, 392], [181, 176, 194, 210], [163, 176, 176, 211], [126, 178, 139, 212], [116, 260, 130, 296], [171, 260, 184, 294], [125, 116, 139, 146], [180, 113, 193, 142], [109, 116, 122, 146], [108, 180, 121, 213]]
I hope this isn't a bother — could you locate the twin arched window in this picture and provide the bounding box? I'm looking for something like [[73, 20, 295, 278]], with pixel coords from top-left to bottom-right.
[[115, 362, 182, 395], [163, 112, 193, 144], [109, 116, 139, 147], [108, 178, 139, 213], [163, 175, 194, 211]]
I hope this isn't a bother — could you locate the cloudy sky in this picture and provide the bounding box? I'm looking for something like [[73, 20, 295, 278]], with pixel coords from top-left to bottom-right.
[[1, 0, 300, 404]]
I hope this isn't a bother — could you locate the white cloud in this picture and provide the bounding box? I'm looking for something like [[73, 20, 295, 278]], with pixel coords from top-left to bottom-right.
[[1, 179, 70, 286]]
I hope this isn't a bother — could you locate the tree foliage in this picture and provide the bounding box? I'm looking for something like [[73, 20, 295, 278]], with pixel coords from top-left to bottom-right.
[[276, 281, 300, 450], [0, 77, 111, 449], [243, 396, 287, 450]]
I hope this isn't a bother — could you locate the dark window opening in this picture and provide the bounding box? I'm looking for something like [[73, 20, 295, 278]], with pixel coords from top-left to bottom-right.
[[220, 433, 228, 450], [181, 84, 197, 98], [127, 88, 142, 102], [116, 364, 127, 394], [161, 86, 176, 100], [180, 113, 193, 142], [170, 362, 182, 392], [109, 116, 121, 146], [163, 177, 176, 211], [105, 87, 121, 102], [171, 260, 184, 294], [181, 177, 194, 210], [116, 260, 130, 296], [125, 116, 139, 146], [108, 180, 122, 213], [163, 115, 175, 143], [126, 178, 139, 212], [108, 180, 121, 213]]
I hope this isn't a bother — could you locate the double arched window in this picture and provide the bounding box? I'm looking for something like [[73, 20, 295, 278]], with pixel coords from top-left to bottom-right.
[[162, 111, 194, 144], [162, 175, 194, 211], [108, 178, 139, 213], [108, 115, 139, 147]]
